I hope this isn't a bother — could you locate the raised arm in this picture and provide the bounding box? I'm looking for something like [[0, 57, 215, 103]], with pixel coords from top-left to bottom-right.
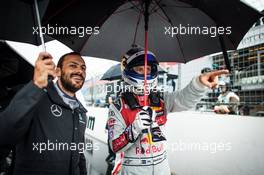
[[165, 70, 229, 113]]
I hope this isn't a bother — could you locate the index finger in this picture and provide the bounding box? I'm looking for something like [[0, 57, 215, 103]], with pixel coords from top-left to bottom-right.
[[208, 69, 229, 77]]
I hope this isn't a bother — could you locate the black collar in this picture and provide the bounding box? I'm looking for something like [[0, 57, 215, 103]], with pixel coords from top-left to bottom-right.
[[46, 82, 87, 113]]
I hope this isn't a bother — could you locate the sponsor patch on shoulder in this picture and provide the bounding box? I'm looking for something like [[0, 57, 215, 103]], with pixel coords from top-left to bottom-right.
[[108, 118, 116, 127], [109, 110, 115, 117]]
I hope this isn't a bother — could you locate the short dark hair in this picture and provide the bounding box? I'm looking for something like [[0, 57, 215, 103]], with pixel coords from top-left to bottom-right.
[[57, 52, 82, 68]]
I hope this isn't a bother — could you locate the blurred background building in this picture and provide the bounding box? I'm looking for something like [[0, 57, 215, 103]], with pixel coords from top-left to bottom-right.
[[197, 17, 264, 116]]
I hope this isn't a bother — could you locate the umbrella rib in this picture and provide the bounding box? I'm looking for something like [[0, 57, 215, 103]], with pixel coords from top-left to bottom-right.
[[149, 0, 163, 14], [128, 0, 144, 13], [153, 0, 187, 62], [151, 7, 169, 23], [112, 0, 144, 47], [150, 1, 172, 26], [113, 0, 141, 14], [132, 11, 143, 46]]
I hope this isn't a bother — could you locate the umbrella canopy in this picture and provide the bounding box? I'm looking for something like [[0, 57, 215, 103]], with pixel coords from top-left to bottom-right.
[[43, 0, 261, 63], [0, 41, 33, 110], [100, 63, 177, 81], [42, 0, 125, 50], [0, 0, 52, 45]]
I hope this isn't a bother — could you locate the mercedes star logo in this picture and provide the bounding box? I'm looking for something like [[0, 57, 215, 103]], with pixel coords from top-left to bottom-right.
[[50, 104, 62, 117]]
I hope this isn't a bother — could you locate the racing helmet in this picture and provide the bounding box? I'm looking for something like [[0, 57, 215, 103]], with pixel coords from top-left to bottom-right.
[[218, 80, 231, 93], [121, 46, 158, 91]]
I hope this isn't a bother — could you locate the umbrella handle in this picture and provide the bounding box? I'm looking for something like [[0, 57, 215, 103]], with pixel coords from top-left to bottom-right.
[[34, 0, 46, 52]]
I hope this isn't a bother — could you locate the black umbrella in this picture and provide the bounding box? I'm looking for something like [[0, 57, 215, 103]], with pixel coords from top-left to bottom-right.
[[43, 0, 261, 104], [43, 0, 261, 64], [100, 63, 174, 81], [0, 0, 52, 49]]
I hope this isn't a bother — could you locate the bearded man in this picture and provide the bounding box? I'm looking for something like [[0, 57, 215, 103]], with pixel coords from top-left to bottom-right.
[[0, 52, 87, 175]]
